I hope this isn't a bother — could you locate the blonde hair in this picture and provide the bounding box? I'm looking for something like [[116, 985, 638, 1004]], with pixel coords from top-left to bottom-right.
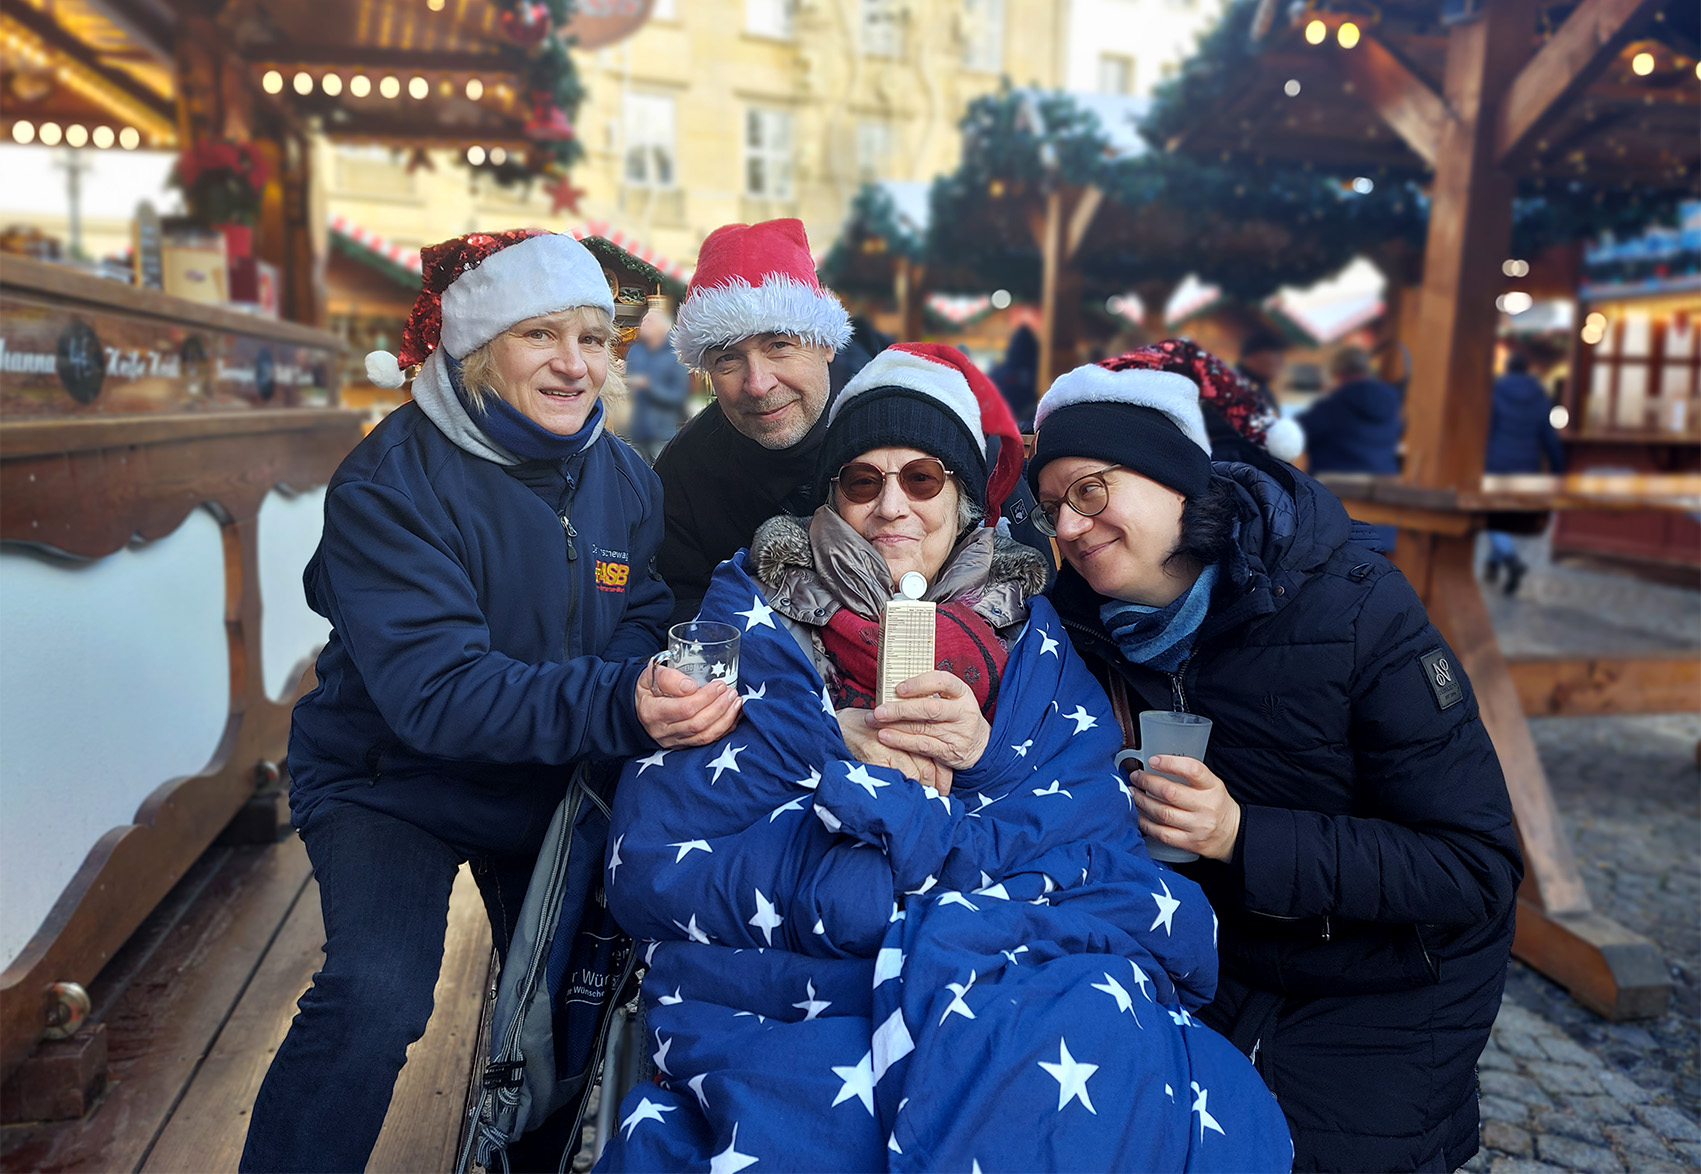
[[458, 305, 626, 414]]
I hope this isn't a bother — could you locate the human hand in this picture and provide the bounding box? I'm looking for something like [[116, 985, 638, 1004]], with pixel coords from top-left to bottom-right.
[[837, 708, 953, 795], [1130, 755, 1241, 862], [635, 660, 741, 748], [869, 671, 991, 772]]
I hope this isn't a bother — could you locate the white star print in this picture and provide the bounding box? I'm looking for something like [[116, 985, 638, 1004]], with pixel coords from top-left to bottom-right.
[[1091, 971, 1136, 1015], [1032, 780, 1074, 799], [812, 918, 825, 935], [976, 791, 1007, 810], [768, 795, 808, 822], [1130, 960, 1152, 1001], [620, 1096, 675, 1139], [741, 682, 768, 703], [974, 881, 1010, 900], [672, 914, 711, 944], [820, 685, 836, 715], [748, 888, 784, 946], [871, 1009, 914, 1081], [644, 940, 661, 966], [940, 970, 977, 1024], [657, 986, 683, 1005], [733, 1011, 768, 1023], [1000, 945, 1029, 965], [922, 784, 951, 810], [795, 765, 821, 789], [706, 743, 747, 783], [873, 947, 905, 986], [669, 839, 712, 863], [905, 874, 938, 896], [736, 595, 776, 631], [1165, 1083, 1174, 1101], [652, 1030, 675, 1076], [938, 891, 980, 911], [1012, 739, 1033, 757], [1063, 705, 1098, 733], [608, 834, 625, 880], [636, 749, 669, 774], [1038, 1038, 1099, 1114], [1039, 629, 1060, 656], [709, 1122, 760, 1174], [687, 1072, 710, 1111], [814, 805, 843, 832], [1168, 1007, 1198, 1027], [1149, 877, 1182, 935], [831, 1051, 875, 1115], [1191, 1082, 1226, 1141], [845, 763, 889, 797], [792, 979, 832, 1020]]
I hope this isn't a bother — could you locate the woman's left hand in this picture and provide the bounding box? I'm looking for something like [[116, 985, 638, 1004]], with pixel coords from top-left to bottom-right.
[[1131, 755, 1241, 862], [869, 671, 991, 772]]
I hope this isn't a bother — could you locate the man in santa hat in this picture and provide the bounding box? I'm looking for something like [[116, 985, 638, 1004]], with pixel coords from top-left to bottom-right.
[[656, 218, 889, 624]]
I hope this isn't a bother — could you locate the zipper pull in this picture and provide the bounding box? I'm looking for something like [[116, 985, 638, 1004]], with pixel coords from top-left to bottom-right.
[[560, 513, 578, 559], [1321, 915, 1332, 943]]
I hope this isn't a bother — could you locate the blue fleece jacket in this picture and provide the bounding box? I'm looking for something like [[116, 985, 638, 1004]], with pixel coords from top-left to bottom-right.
[[287, 373, 671, 856]]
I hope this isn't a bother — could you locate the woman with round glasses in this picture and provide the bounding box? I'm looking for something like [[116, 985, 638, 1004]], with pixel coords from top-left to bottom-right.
[[1030, 351, 1522, 1172]]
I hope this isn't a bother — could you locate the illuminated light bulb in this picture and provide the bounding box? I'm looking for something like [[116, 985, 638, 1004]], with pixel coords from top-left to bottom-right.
[[323, 73, 343, 96], [65, 124, 89, 148], [11, 121, 35, 144], [990, 289, 1012, 310], [38, 122, 62, 145], [408, 76, 429, 100], [118, 126, 140, 149], [263, 69, 284, 94], [1497, 291, 1534, 315], [1305, 19, 1327, 45], [1584, 311, 1608, 331], [467, 145, 486, 166], [92, 125, 115, 148], [292, 70, 313, 95], [1549, 405, 1570, 430], [489, 146, 507, 165], [1351, 176, 1374, 194], [428, 0, 446, 8], [1580, 324, 1604, 345], [350, 74, 372, 97], [1284, 79, 1302, 97], [379, 76, 401, 99], [1337, 21, 1360, 49], [1631, 52, 1654, 77], [466, 77, 485, 100]]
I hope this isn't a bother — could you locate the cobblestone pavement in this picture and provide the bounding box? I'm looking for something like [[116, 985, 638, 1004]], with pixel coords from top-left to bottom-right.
[[1468, 534, 1700, 1172]]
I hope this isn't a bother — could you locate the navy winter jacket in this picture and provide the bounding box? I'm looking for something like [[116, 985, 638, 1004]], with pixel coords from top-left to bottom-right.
[[1050, 458, 1521, 1172], [288, 400, 670, 856], [1486, 372, 1566, 474], [1299, 376, 1403, 474]]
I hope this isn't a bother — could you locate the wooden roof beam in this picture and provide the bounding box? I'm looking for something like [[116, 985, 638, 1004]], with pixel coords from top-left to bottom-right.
[[1339, 33, 1451, 168], [1, 4, 176, 129], [1496, 0, 1663, 166]]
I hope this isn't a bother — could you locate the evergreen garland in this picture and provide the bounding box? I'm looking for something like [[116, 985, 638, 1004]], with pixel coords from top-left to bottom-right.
[[819, 183, 923, 297], [484, 0, 587, 180]]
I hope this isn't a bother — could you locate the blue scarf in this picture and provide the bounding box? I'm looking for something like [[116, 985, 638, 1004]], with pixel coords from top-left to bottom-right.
[[448, 354, 603, 463], [1098, 561, 1219, 674]]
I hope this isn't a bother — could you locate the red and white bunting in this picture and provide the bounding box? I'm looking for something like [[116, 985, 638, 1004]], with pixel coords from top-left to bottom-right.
[[329, 214, 423, 275], [569, 220, 690, 282]]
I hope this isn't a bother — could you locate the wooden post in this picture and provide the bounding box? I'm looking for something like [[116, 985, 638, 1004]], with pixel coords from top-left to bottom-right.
[[1036, 187, 1065, 391], [895, 255, 926, 343]]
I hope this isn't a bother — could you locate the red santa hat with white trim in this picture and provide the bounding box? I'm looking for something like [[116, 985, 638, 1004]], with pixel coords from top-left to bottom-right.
[[670, 218, 853, 369], [364, 228, 614, 388]]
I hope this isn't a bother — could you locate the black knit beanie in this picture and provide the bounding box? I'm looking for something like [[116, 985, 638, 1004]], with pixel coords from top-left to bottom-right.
[[815, 387, 988, 513]]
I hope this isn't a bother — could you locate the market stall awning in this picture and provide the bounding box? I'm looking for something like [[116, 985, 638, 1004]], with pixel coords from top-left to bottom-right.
[[329, 213, 422, 286]]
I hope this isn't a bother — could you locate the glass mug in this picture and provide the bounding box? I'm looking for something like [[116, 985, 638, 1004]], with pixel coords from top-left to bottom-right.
[[654, 621, 741, 689]]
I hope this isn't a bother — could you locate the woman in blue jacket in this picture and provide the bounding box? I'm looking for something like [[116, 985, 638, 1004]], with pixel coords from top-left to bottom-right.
[[1032, 350, 1522, 1172], [241, 231, 739, 1173]]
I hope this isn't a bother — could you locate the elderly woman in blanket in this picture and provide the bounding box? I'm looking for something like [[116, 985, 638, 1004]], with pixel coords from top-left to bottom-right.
[[597, 344, 1291, 1173]]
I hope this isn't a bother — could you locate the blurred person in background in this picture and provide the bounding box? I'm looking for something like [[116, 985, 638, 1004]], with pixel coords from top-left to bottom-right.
[[1483, 349, 1566, 595], [989, 321, 1039, 430], [624, 306, 691, 463], [1299, 344, 1404, 548]]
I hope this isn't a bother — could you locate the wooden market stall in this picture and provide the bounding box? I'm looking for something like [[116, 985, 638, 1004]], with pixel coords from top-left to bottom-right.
[[1154, 0, 1699, 1019]]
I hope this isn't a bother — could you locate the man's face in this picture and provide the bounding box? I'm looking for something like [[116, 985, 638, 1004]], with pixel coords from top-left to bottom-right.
[[703, 333, 833, 450]]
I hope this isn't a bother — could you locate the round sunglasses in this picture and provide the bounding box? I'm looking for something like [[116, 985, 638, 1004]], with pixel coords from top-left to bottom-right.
[[831, 457, 953, 505], [1033, 465, 1122, 536]]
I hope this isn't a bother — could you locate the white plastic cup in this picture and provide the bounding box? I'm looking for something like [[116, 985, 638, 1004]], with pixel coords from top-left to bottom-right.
[[1113, 710, 1213, 864]]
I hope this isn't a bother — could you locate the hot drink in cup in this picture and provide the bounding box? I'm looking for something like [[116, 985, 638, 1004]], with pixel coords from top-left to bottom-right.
[[1113, 710, 1213, 864], [664, 621, 740, 689]]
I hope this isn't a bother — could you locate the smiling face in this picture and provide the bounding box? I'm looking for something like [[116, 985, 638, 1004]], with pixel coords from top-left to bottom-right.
[[485, 307, 611, 435], [1036, 457, 1194, 606], [703, 333, 833, 450], [835, 446, 963, 586]]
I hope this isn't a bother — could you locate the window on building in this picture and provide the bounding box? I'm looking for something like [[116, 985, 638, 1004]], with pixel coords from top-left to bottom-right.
[[745, 0, 794, 38], [744, 107, 794, 199], [652, 0, 677, 18], [1098, 54, 1135, 95], [861, 0, 902, 57], [962, 0, 1005, 71], [623, 92, 676, 188], [857, 119, 894, 181]]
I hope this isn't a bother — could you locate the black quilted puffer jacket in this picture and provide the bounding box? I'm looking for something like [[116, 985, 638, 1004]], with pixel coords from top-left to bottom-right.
[[1050, 456, 1522, 1173]]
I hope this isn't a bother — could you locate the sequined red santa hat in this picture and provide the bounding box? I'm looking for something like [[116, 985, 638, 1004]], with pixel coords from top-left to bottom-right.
[[1108, 338, 1305, 462], [364, 229, 615, 388], [670, 218, 853, 369]]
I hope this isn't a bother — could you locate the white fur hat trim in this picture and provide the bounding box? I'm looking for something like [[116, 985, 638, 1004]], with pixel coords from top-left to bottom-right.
[[828, 346, 987, 456], [1036, 365, 1211, 456], [670, 276, 853, 369], [439, 233, 615, 361]]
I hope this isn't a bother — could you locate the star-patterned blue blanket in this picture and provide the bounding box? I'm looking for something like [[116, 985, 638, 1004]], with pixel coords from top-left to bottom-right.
[[596, 553, 1292, 1173]]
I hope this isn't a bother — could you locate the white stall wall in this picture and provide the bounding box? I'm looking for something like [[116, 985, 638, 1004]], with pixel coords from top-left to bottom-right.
[[0, 508, 229, 972], [259, 487, 331, 702]]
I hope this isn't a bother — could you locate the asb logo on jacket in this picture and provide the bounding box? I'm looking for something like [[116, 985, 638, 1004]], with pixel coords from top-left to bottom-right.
[[594, 545, 631, 593]]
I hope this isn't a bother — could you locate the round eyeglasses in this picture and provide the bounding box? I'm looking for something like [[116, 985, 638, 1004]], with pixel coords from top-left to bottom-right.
[[1033, 465, 1122, 536], [832, 458, 953, 505]]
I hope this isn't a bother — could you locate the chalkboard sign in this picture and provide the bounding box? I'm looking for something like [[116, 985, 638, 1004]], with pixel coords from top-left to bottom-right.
[[133, 202, 164, 291]]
